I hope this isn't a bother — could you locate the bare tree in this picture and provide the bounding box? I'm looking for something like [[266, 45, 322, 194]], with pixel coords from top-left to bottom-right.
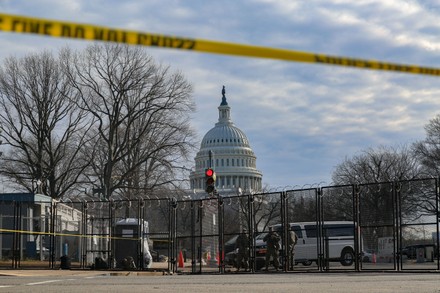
[[332, 145, 420, 185], [287, 190, 318, 222], [64, 44, 196, 206], [413, 114, 440, 177], [411, 115, 440, 217], [0, 51, 90, 198], [330, 145, 424, 228]]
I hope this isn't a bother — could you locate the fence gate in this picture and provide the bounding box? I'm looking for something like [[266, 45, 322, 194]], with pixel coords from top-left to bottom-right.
[[398, 179, 440, 271], [285, 188, 319, 272]]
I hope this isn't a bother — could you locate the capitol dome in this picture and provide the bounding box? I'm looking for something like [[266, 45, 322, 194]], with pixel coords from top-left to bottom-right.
[[201, 124, 250, 149], [190, 86, 262, 193]]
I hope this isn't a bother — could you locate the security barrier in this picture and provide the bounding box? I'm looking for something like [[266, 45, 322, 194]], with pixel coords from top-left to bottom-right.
[[0, 178, 439, 273]]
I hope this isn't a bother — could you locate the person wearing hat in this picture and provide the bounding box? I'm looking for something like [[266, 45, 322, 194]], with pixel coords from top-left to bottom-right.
[[263, 226, 281, 271], [235, 227, 249, 272]]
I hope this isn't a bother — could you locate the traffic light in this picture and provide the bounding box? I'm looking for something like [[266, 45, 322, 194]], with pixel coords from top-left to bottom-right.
[[205, 168, 216, 193]]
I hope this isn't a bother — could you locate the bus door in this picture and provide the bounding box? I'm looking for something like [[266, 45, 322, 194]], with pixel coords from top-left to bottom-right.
[[303, 224, 318, 260], [292, 225, 307, 261]]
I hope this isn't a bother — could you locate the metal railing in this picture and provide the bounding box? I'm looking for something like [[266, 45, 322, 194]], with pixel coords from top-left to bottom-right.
[[0, 178, 439, 273]]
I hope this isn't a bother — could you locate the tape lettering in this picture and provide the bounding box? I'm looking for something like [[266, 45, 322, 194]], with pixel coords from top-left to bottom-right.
[[11, 18, 52, 35], [94, 28, 128, 43], [61, 24, 86, 39], [314, 55, 373, 69], [0, 13, 439, 77], [137, 33, 195, 49]]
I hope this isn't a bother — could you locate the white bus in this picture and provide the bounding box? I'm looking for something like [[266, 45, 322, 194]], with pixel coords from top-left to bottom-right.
[[256, 221, 358, 267]]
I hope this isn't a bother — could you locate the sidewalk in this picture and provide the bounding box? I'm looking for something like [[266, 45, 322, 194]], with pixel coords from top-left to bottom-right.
[[0, 268, 169, 277], [0, 269, 107, 277], [0, 260, 171, 277]]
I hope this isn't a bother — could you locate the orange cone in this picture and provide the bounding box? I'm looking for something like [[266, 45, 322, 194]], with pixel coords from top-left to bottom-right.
[[216, 251, 224, 265], [178, 250, 184, 268]]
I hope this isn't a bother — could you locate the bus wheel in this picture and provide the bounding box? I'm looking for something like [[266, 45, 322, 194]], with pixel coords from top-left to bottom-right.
[[340, 248, 354, 266]]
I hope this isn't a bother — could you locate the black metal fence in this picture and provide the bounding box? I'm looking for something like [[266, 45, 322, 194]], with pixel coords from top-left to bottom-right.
[[1, 178, 439, 273]]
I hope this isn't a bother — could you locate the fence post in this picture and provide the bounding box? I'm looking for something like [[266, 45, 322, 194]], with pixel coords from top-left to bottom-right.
[[354, 184, 361, 272], [394, 181, 401, 271], [281, 191, 288, 272], [169, 198, 177, 273], [317, 188, 324, 272], [49, 201, 56, 269], [218, 196, 224, 273]]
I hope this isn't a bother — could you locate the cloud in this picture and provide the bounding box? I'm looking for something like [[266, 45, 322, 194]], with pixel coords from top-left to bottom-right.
[[1, 0, 440, 188]]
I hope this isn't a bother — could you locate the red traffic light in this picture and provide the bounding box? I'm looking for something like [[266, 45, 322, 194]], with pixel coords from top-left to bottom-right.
[[205, 168, 214, 177], [205, 168, 216, 194]]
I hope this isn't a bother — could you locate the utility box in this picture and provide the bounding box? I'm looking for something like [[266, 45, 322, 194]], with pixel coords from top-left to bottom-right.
[[425, 246, 434, 262], [60, 255, 71, 269], [114, 218, 153, 270]]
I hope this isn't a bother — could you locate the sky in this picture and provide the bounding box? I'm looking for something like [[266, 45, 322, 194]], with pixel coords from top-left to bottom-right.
[[1, 0, 440, 189]]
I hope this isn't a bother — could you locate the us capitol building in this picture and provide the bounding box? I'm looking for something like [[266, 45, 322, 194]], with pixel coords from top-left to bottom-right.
[[190, 86, 263, 194]]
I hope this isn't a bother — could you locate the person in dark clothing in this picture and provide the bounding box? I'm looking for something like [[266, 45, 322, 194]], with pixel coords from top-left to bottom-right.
[[235, 228, 249, 271], [263, 226, 281, 271]]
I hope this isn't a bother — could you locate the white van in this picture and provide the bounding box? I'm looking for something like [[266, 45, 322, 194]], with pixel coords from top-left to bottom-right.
[[256, 221, 357, 267]]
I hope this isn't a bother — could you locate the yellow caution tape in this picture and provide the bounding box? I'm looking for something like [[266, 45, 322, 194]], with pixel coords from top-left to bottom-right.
[[0, 228, 139, 241], [0, 13, 440, 76]]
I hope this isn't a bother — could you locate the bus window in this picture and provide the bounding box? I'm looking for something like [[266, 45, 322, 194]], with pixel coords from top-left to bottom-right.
[[324, 224, 354, 237], [291, 225, 303, 238], [304, 225, 317, 238]]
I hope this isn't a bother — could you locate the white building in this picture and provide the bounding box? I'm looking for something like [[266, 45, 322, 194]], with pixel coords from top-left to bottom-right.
[[190, 86, 263, 194]]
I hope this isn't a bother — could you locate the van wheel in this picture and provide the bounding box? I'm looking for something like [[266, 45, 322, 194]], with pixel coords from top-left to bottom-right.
[[302, 260, 312, 266], [340, 248, 354, 266]]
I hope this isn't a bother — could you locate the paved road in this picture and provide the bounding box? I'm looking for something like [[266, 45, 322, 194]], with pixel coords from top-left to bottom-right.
[[0, 270, 440, 292]]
